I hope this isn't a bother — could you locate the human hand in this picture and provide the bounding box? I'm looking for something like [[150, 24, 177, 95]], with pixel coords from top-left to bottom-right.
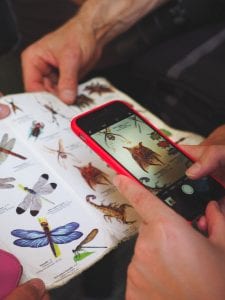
[[114, 175, 225, 300], [183, 124, 225, 184], [201, 124, 225, 146], [21, 15, 102, 104], [182, 127, 225, 232], [183, 144, 225, 185], [5, 278, 49, 300]]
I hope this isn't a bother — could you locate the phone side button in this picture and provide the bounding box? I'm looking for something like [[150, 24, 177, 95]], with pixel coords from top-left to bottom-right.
[[79, 134, 86, 142]]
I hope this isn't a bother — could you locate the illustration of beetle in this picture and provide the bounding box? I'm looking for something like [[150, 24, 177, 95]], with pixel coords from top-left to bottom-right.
[[29, 121, 45, 139]]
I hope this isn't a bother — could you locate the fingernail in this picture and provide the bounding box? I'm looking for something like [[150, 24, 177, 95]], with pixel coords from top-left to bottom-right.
[[186, 162, 201, 177], [28, 279, 45, 295], [60, 89, 75, 104]]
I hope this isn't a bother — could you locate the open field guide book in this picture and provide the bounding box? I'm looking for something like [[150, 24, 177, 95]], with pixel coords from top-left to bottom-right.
[[0, 77, 203, 289]]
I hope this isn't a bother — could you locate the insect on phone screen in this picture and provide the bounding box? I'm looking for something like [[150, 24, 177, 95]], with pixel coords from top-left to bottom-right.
[[78, 101, 225, 220]]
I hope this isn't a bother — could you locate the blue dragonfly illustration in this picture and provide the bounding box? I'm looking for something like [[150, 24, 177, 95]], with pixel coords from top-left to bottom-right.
[[11, 218, 83, 257]]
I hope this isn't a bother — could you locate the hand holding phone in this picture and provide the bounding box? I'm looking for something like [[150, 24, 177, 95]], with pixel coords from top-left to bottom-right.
[[71, 100, 225, 221]]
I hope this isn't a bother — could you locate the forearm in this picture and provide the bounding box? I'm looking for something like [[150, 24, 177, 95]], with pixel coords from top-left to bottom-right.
[[74, 0, 169, 47]]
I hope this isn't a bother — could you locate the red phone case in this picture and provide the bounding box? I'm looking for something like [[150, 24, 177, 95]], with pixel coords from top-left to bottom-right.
[[71, 100, 196, 183]]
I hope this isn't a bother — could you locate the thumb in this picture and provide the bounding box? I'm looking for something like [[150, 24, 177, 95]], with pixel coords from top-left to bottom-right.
[[58, 53, 79, 104], [206, 201, 225, 247], [5, 278, 47, 300], [113, 175, 178, 224], [185, 145, 225, 179]]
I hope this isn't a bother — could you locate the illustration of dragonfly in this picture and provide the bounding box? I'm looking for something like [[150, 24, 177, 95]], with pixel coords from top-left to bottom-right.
[[0, 133, 27, 165], [72, 228, 107, 262], [6, 99, 23, 114], [17, 173, 57, 216], [11, 218, 83, 257], [0, 177, 15, 189], [45, 139, 81, 168]]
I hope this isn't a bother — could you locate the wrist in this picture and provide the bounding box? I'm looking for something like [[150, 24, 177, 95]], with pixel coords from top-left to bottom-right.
[[76, 0, 170, 49]]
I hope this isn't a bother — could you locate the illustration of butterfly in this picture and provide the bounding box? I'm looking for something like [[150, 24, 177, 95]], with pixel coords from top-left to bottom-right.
[[17, 174, 57, 216], [11, 218, 83, 257]]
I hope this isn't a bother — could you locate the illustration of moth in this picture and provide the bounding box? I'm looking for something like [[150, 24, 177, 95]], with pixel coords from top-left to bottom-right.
[[75, 94, 94, 109], [11, 218, 83, 257], [75, 163, 111, 190], [84, 83, 114, 95], [123, 142, 164, 172], [17, 174, 57, 216]]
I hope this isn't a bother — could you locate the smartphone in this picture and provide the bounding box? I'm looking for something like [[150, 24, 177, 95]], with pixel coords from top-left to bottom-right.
[[71, 100, 225, 221]]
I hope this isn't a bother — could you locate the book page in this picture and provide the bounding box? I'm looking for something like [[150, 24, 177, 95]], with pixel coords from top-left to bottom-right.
[[0, 93, 120, 289], [0, 77, 204, 288]]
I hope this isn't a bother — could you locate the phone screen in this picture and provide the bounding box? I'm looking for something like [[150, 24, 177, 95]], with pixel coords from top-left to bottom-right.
[[76, 101, 225, 220]]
